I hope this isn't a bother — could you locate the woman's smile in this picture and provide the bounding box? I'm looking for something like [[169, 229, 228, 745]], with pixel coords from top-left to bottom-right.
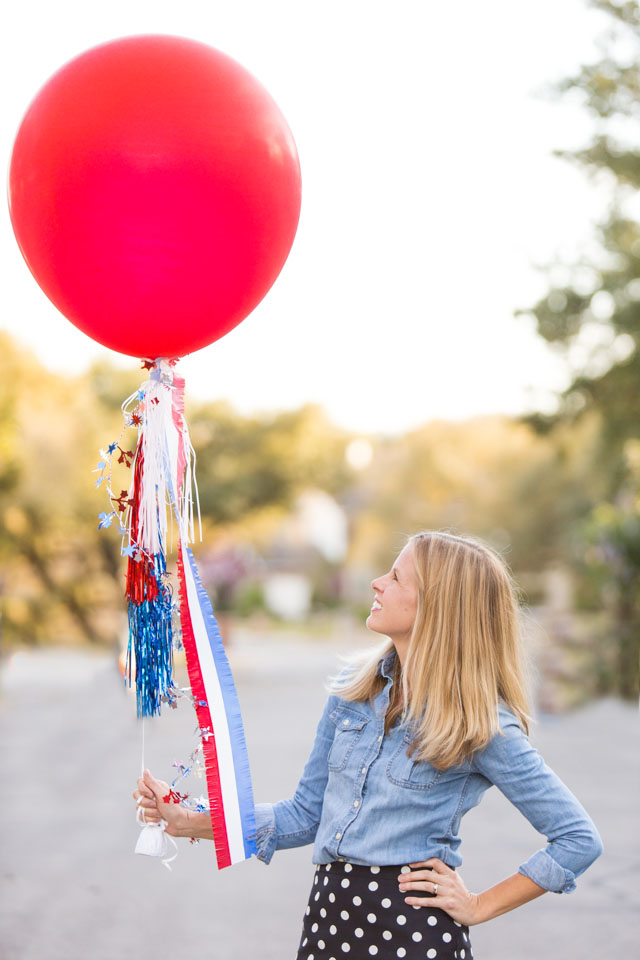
[[366, 543, 418, 648]]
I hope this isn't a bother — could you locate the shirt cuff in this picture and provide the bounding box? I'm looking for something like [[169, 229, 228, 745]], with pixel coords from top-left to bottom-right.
[[518, 849, 577, 894], [253, 803, 277, 865]]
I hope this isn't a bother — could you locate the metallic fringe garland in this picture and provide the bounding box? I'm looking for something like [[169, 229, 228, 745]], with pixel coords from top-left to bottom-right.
[[126, 551, 173, 717], [124, 435, 174, 717]]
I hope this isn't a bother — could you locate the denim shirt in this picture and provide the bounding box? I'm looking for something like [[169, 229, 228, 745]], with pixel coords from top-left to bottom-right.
[[254, 650, 603, 893]]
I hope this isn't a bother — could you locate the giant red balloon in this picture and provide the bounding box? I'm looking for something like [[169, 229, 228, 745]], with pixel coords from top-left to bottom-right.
[[8, 35, 301, 358]]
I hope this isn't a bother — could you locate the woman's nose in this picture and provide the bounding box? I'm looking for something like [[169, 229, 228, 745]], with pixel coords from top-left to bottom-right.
[[371, 576, 382, 592]]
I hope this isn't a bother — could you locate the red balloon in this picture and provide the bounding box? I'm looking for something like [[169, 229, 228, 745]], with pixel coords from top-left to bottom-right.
[[8, 35, 301, 358]]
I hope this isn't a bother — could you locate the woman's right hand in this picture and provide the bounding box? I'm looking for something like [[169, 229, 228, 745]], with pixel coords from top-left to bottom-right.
[[132, 768, 191, 837]]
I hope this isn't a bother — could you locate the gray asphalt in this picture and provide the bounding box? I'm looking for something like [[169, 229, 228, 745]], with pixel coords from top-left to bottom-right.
[[1, 629, 638, 960]]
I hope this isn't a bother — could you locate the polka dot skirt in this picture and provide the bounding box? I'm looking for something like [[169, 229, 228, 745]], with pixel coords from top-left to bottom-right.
[[296, 861, 473, 960]]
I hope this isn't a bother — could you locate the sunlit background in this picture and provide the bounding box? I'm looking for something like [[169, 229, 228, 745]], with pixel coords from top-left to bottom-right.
[[1, 2, 638, 959]]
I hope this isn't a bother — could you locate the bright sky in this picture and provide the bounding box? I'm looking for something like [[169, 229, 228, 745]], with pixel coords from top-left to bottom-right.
[[1, 0, 616, 434]]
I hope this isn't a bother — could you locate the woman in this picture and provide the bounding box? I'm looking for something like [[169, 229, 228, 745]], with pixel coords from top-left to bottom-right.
[[134, 531, 603, 959]]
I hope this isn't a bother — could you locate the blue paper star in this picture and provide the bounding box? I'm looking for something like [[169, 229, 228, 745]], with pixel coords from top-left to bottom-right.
[[98, 511, 115, 530], [107, 442, 118, 454]]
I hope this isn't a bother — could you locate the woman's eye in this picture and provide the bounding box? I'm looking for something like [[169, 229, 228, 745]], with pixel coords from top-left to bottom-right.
[[392, 571, 398, 582]]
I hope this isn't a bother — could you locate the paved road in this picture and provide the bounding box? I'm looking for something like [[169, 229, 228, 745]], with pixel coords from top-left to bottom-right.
[[1, 631, 638, 960]]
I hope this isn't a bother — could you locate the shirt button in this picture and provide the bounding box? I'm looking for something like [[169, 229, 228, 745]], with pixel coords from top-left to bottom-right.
[[335, 832, 341, 840], [343, 719, 350, 726], [377, 735, 383, 742], [361, 767, 366, 775], [353, 800, 360, 808]]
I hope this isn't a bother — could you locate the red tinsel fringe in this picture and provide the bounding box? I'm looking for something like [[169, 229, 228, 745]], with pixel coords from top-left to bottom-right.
[[125, 437, 159, 605]]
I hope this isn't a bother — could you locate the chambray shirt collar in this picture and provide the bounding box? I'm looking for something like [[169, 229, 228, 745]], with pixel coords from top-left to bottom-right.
[[376, 648, 397, 680]]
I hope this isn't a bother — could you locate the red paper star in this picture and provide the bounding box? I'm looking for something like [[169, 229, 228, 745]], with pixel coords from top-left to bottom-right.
[[162, 789, 189, 804]]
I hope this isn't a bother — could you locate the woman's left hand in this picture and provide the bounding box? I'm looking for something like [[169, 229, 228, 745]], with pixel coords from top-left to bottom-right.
[[398, 859, 481, 927]]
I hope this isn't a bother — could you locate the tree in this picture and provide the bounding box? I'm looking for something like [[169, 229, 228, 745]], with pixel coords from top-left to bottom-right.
[[517, 0, 640, 696]]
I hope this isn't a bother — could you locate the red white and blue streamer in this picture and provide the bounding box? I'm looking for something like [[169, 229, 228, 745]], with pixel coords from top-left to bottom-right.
[[96, 357, 257, 868], [179, 545, 257, 866]]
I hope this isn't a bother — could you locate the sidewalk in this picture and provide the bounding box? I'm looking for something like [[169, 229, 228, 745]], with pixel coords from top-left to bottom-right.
[[0, 633, 637, 959]]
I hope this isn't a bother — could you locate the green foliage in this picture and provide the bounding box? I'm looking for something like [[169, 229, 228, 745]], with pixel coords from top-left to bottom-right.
[[192, 402, 350, 524], [517, 0, 640, 697]]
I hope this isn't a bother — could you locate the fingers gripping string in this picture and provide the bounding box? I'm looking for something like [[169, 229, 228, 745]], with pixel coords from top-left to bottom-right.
[[135, 717, 179, 871]]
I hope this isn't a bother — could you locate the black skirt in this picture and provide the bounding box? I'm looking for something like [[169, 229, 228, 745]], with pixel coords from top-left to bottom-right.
[[296, 861, 473, 960]]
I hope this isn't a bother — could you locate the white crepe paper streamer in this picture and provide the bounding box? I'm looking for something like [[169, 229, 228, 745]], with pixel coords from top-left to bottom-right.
[[121, 359, 201, 558]]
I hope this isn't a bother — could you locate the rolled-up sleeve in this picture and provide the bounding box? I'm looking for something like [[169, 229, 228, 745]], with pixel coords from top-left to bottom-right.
[[253, 692, 339, 864], [472, 710, 603, 893]]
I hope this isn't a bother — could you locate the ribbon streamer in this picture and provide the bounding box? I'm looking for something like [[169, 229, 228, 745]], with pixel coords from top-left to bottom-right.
[[106, 358, 257, 867]]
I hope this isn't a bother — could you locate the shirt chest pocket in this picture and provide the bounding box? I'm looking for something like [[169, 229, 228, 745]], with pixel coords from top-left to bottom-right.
[[328, 706, 370, 772], [386, 730, 444, 791]]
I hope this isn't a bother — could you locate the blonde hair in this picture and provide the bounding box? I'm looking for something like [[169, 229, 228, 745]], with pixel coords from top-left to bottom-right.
[[331, 531, 534, 770]]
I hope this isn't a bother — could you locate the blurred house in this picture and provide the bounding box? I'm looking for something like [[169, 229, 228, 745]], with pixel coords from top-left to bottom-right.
[[262, 490, 348, 620]]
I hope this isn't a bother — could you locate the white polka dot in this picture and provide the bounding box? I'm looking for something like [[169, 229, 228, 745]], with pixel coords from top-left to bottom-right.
[[400, 865, 411, 874], [382, 931, 392, 940], [326, 864, 332, 871], [463, 933, 468, 941], [354, 929, 364, 938], [341, 944, 351, 953], [340, 911, 350, 921], [314, 876, 318, 885], [320, 908, 327, 918], [367, 913, 376, 923], [370, 866, 380, 874], [329, 893, 336, 903], [427, 951, 437, 959], [352, 896, 362, 906], [460, 951, 466, 958], [312, 923, 319, 933], [427, 915, 438, 926], [344, 863, 353, 872], [381, 898, 391, 908], [368, 881, 378, 891], [308, 954, 314, 960], [314, 892, 320, 901], [324, 877, 329, 886], [329, 925, 337, 935], [412, 932, 422, 942], [442, 933, 452, 943], [397, 950, 406, 959], [369, 948, 378, 956], [454, 921, 461, 927], [396, 915, 406, 925], [341, 879, 350, 888], [303, 939, 308, 947], [318, 942, 325, 950], [411, 905, 421, 910], [305, 907, 310, 916]]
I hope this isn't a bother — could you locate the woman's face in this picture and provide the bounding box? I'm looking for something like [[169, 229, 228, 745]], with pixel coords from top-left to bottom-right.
[[367, 543, 419, 646]]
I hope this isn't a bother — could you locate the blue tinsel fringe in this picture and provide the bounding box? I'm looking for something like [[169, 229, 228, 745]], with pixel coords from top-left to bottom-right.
[[126, 552, 174, 718]]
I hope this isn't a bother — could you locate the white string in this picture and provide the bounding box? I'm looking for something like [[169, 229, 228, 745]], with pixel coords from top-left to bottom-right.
[[140, 715, 145, 777]]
